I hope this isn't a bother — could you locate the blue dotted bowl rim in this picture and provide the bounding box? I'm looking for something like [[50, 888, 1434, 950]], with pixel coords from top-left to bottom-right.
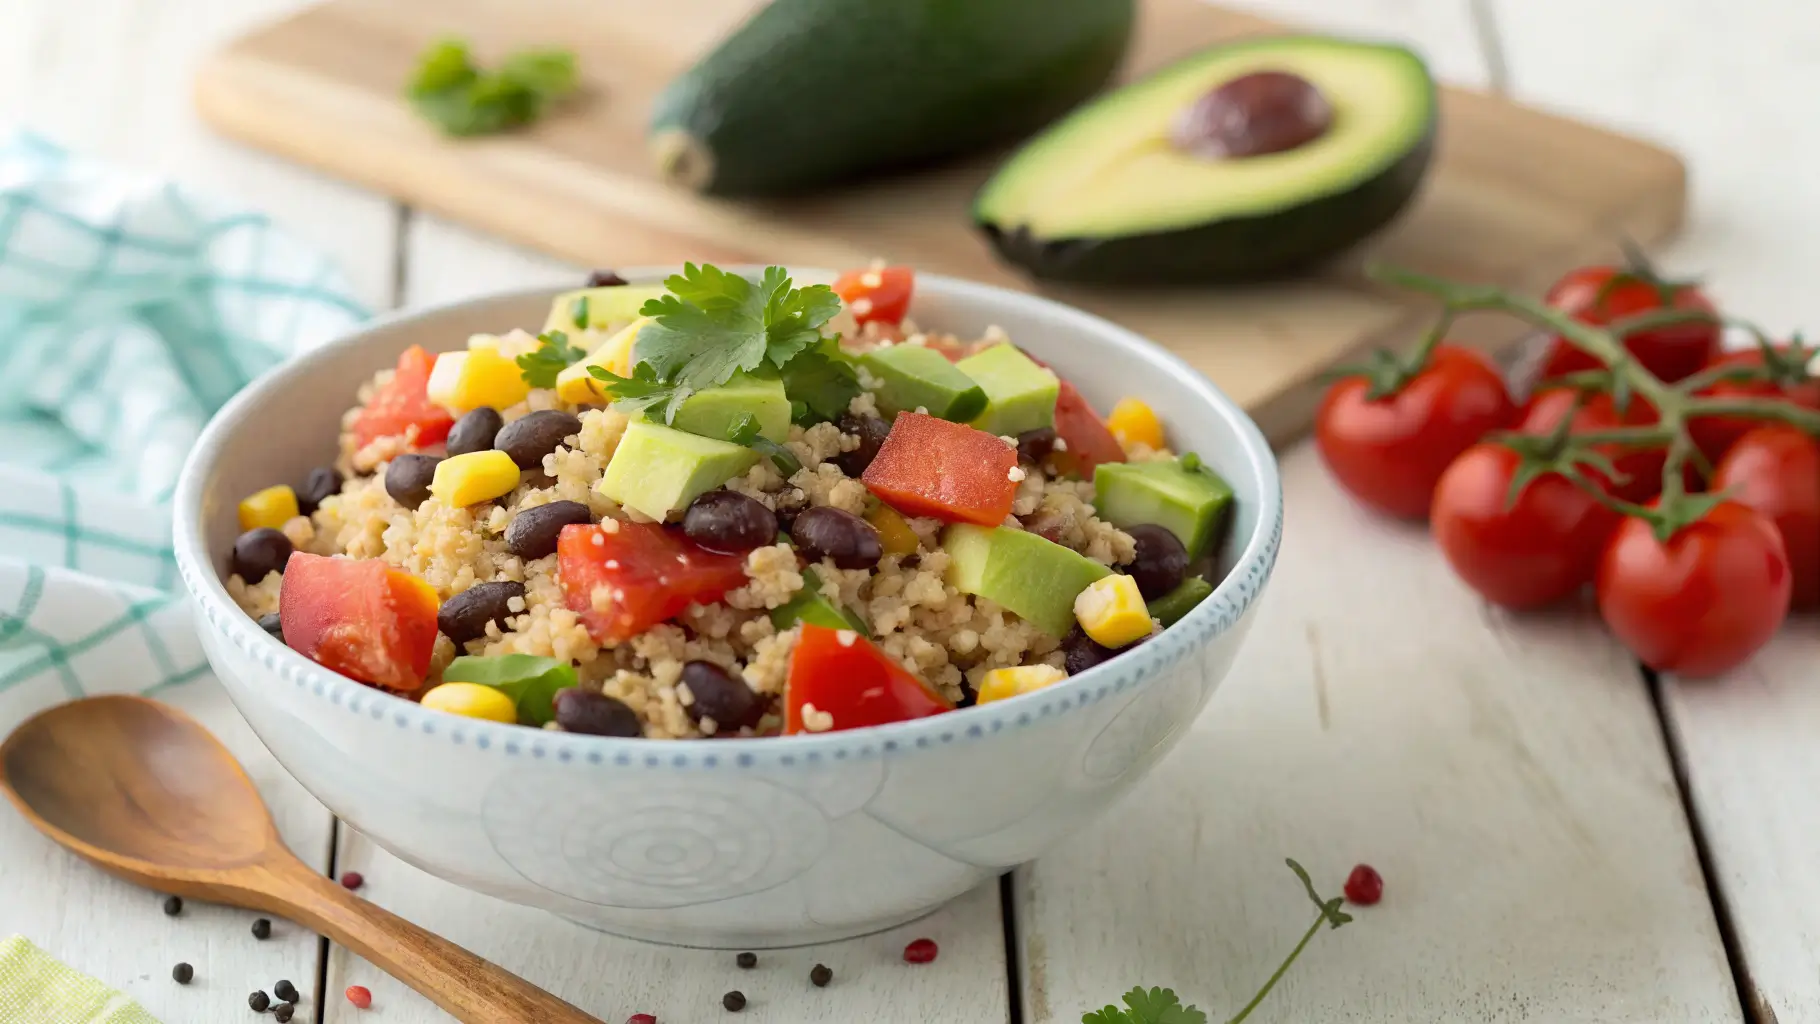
[[172, 269, 1284, 769]]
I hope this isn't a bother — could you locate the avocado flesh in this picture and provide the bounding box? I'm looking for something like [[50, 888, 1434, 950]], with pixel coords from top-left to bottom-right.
[[597, 419, 759, 522], [956, 344, 1059, 437], [650, 0, 1135, 196], [975, 35, 1437, 283], [670, 371, 792, 444], [943, 524, 1111, 637], [1093, 458, 1234, 561], [861, 344, 988, 422], [542, 285, 667, 335]]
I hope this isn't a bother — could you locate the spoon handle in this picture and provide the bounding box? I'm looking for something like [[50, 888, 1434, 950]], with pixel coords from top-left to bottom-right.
[[266, 857, 602, 1023]]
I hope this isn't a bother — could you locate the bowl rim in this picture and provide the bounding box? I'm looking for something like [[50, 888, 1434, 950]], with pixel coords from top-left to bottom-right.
[[173, 268, 1283, 767]]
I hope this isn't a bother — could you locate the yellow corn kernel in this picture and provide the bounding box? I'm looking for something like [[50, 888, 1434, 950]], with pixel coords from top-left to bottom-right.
[[867, 505, 920, 557], [430, 450, 522, 507], [238, 485, 300, 531], [421, 682, 517, 723], [1073, 574, 1152, 649], [976, 664, 1067, 705], [1106, 397, 1165, 451], [556, 317, 648, 404], [427, 344, 532, 414]]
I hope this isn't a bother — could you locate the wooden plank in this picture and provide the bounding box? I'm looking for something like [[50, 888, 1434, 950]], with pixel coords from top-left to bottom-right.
[[1491, 1, 1820, 1019], [191, 0, 1687, 448], [1016, 445, 1740, 1024]]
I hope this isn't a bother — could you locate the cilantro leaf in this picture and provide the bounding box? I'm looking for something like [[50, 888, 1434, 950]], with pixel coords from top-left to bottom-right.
[[516, 329, 588, 388], [570, 295, 590, 330], [588, 363, 687, 422], [407, 37, 577, 137], [725, 413, 762, 446], [725, 412, 804, 476], [1082, 988, 1206, 1024], [780, 342, 860, 425]]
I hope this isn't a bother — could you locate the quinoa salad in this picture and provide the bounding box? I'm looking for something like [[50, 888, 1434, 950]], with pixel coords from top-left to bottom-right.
[[223, 264, 1234, 739]]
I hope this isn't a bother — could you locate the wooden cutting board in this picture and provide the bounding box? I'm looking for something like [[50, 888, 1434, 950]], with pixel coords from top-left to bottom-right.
[[195, 0, 1686, 445]]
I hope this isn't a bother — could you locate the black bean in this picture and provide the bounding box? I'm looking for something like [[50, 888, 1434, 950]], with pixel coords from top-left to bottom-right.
[[1061, 628, 1149, 675], [1016, 426, 1058, 464], [249, 990, 271, 1012], [273, 979, 299, 1003], [1124, 524, 1189, 600], [553, 688, 642, 737], [251, 918, 272, 940], [274, 1003, 295, 1022], [736, 951, 757, 969], [723, 991, 747, 1012], [586, 269, 628, 287], [682, 661, 764, 730], [257, 613, 284, 641], [832, 413, 891, 477], [231, 528, 292, 583], [791, 507, 882, 569], [810, 963, 833, 987], [505, 500, 593, 561], [384, 454, 441, 510], [446, 406, 505, 457], [171, 963, 192, 984], [684, 491, 777, 554], [495, 410, 583, 469], [162, 895, 182, 916], [438, 581, 526, 648], [296, 466, 342, 516]]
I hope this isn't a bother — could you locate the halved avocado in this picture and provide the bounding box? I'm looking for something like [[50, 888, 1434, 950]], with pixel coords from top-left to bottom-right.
[[974, 35, 1437, 284]]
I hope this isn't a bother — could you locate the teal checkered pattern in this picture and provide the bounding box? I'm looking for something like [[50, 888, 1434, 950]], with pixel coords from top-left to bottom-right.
[[0, 132, 367, 733]]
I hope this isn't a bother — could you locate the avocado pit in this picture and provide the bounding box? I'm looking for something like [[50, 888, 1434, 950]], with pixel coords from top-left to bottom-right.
[[1171, 70, 1333, 159]]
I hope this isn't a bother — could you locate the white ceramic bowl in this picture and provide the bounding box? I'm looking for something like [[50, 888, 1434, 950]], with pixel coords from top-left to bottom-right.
[[173, 269, 1283, 948]]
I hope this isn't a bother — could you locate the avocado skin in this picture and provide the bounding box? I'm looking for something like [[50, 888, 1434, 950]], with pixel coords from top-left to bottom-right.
[[652, 0, 1136, 196], [978, 124, 1436, 284]]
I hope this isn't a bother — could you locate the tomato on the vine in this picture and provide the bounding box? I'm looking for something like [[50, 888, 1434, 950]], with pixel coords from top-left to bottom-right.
[[1689, 345, 1820, 461], [1517, 388, 1668, 504], [1537, 265, 1719, 385], [1712, 425, 1820, 609], [1596, 501, 1790, 678], [1315, 344, 1515, 519], [1430, 442, 1621, 609]]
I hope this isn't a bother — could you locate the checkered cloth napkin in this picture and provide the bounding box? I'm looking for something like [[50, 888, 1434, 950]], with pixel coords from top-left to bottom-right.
[[0, 133, 368, 1021], [0, 937, 160, 1024]]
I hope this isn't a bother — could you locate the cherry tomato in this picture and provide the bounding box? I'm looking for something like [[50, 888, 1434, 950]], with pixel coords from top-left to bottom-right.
[[834, 266, 914, 326], [1536, 265, 1719, 384], [1518, 389, 1667, 503], [280, 553, 440, 692], [1430, 443, 1621, 609], [1712, 425, 1820, 609], [1315, 344, 1515, 519], [1050, 380, 1128, 477], [1689, 346, 1820, 461], [350, 345, 455, 452], [862, 412, 1019, 525], [557, 522, 749, 643], [784, 623, 952, 734], [1596, 501, 1790, 678]]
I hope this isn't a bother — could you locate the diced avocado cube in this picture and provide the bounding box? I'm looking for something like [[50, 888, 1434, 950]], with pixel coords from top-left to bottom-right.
[[942, 523, 1110, 636], [860, 344, 988, 421], [671, 371, 791, 443], [956, 343, 1059, 437], [1148, 575, 1214, 627], [771, 568, 869, 634], [543, 284, 668, 335], [1093, 457, 1233, 561], [597, 419, 758, 521]]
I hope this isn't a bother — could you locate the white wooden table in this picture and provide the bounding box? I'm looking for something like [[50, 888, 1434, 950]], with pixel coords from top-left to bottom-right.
[[0, 1, 1811, 1021]]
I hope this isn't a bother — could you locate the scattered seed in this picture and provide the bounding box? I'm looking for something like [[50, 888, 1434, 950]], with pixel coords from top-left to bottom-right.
[[251, 917, 272, 940], [249, 990, 271, 1012], [274, 979, 299, 1003], [1344, 863, 1384, 905], [170, 963, 193, 985], [274, 1004, 295, 1023], [903, 937, 938, 964], [346, 985, 373, 1009], [722, 990, 746, 1012], [735, 951, 757, 969], [162, 895, 182, 916], [810, 963, 832, 987], [340, 871, 365, 891]]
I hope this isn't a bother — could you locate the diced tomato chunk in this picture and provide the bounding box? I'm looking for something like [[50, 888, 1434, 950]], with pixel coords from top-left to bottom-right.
[[861, 412, 1018, 525], [557, 521, 749, 643], [1051, 380, 1127, 476], [784, 623, 952, 734], [280, 553, 440, 693], [351, 345, 455, 451], [833, 266, 914, 326]]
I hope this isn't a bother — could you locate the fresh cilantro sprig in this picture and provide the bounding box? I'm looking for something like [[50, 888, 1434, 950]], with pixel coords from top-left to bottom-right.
[[515, 330, 588, 389], [1083, 859, 1353, 1024], [407, 38, 578, 137], [727, 413, 804, 476]]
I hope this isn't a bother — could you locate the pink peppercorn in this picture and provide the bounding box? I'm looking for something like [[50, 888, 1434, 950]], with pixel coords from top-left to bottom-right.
[[1344, 864, 1384, 906], [340, 871, 364, 890], [627, 1015, 658, 1024], [345, 985, 372, 1009], [903, 937, 938, 964]]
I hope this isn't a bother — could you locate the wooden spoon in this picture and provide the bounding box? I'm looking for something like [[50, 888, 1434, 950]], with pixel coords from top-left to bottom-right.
[[0, 695, 601, 1023]]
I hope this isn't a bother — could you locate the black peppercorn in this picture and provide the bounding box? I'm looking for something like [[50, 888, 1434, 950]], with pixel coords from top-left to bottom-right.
[[722, 990, 746, 1012], [161, 895, 182, 916], [274, 1003, 295, 1023], [735, 951, 757, 969], [810, 963, 832, 987], [273, 979, 299, 1003], [251, 917, 272, 940], [248, 990, 271, 1012], [171, 963, 193, 985]]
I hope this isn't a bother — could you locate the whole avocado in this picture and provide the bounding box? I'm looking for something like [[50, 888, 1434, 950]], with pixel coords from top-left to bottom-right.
[[649, 0, 1136, 196]]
